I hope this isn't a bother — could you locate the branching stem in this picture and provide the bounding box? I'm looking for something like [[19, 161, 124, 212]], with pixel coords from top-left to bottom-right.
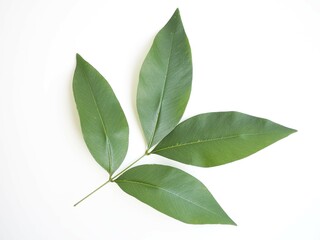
[[111, 153, 146, 181], [73, 152, 147, 206]]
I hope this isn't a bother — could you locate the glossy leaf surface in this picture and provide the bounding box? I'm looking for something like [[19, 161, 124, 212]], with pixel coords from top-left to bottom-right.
[[137, 9, 192, 148], [73, 54, 129, 174], [116, 164, 235, 225], [152, 112, 296, 167]]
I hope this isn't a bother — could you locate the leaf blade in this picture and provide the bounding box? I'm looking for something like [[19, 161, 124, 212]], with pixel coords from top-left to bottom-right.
[[73, 54, 129, 174], [152, 112, 296, 167], [137, 8, 192, 148], [116, 164, 235, 225]]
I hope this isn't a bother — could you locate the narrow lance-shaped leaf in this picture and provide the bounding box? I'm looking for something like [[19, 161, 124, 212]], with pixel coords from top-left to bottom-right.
[[73, 54, 129, 174], [137, 8, 192, 148], [152, 112, 296, 167], [116, 164, 235, 225]]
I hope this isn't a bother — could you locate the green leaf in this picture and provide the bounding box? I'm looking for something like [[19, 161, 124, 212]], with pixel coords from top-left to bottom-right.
[[152, 112, 296, 167], [116, 164, 235, 225], [73, 54, 129, 175], [137, 8, 192, 148]]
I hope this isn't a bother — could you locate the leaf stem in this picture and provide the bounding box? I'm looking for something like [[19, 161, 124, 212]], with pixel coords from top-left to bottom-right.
[[73, 179, 111, 207], [112, 153, 146, 180], [73, 153, 147, 206]]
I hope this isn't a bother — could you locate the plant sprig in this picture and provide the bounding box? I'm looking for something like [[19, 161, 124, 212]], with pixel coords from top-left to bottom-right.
[[72, 8, 296, 225]]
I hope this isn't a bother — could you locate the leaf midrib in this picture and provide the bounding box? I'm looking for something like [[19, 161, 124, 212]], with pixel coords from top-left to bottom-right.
[[153, 132, 273, 153], [117, 179, 218, 216], [80, 68, 113, 172], [148, 29, 177, 148]]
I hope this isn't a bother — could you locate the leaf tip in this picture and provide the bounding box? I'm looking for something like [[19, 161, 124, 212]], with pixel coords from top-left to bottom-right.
[[292, 128, 298, 133], [76, 53, 83, 62], [170, 8, 181, 21], [221, 213, 237, 226], [229, 219, 237, 226], [285, 126, 297, 136]]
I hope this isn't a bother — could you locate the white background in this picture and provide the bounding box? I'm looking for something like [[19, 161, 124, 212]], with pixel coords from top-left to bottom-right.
[[1, 0, 319, 239]]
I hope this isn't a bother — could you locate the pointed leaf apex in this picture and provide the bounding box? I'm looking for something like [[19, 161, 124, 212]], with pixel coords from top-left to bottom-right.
[[281, 125, 297, 136], [172, 8, 181, 21], [228, 218, 237, 226], [76, 53, 84, 63], [291, 128, 298, 133]]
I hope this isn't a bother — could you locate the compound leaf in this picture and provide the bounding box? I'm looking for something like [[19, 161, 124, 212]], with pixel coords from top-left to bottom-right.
[[152, 112, 296, 167], [116, 164, 235, 225], [73, 54, 129, 174], [137, 8, 192, 148]]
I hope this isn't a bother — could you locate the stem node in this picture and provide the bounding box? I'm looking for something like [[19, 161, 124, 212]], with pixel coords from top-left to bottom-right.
[[73, 152, 146, 206]]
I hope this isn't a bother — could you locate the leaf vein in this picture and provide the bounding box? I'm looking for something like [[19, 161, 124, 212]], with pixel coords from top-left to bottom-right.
[[153, 132, 270, 153], [148, 30, 177, 148], [117, 179, 217, 215], [80, 69, 113, 172]]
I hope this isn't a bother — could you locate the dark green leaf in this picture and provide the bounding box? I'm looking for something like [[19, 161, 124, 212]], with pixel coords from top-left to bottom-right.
[[73, 54, 129, 174], [116, 164, 235, 225], [137, 8, 192, 148], [152, 112, 296, 167]]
